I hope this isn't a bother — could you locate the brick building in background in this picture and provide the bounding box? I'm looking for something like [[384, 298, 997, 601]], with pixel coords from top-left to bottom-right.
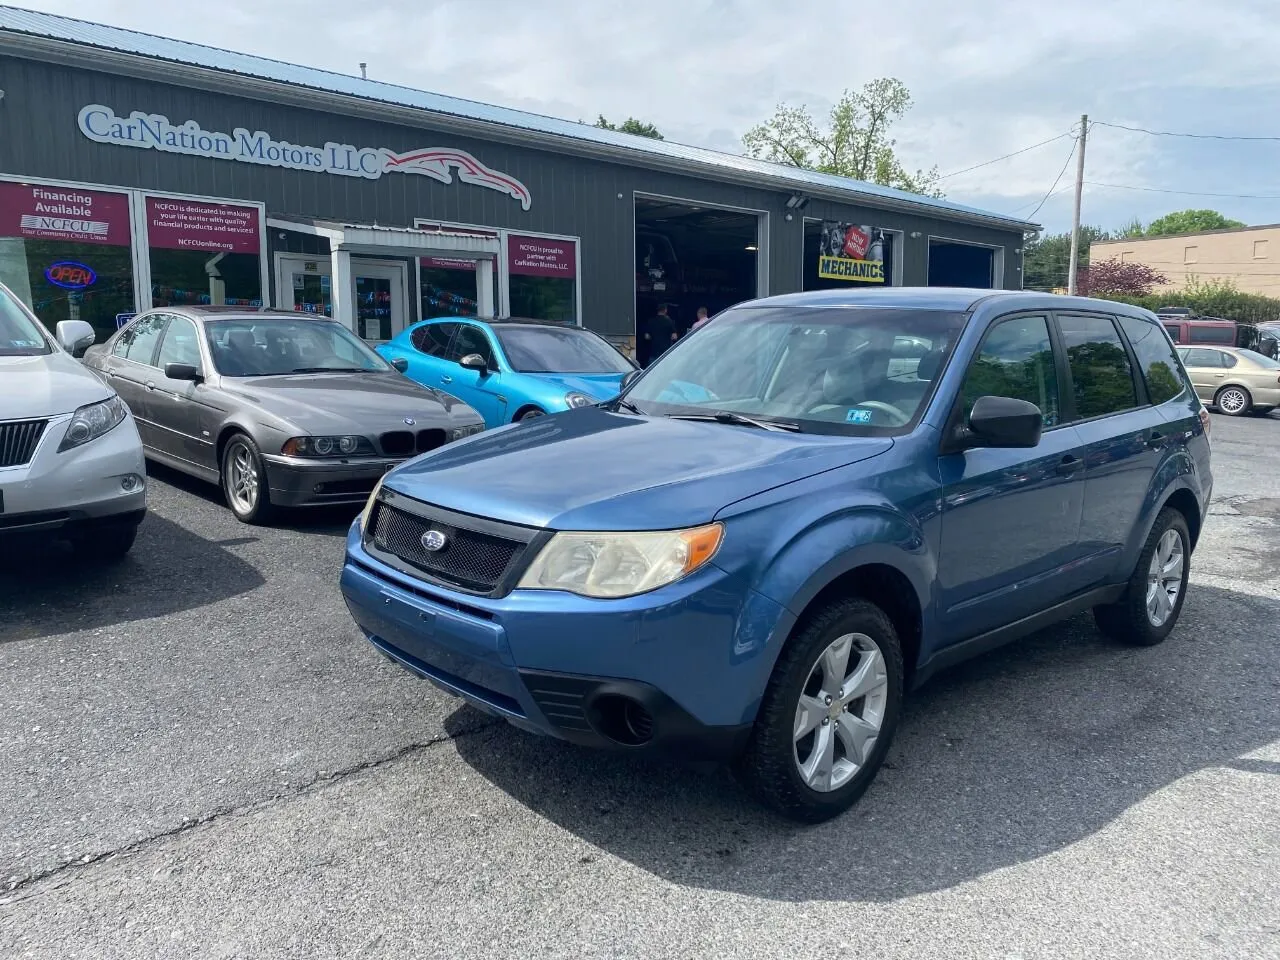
[[1091, 225, 1280, 297]]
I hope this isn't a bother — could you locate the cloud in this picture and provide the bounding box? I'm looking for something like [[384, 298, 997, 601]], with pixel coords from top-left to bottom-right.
[[18, 0, 1280, 233]]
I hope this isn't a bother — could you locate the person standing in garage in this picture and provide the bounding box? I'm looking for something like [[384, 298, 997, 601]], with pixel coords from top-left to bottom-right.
[[690, 307, 710, 333], [641, 303, 677, 366]]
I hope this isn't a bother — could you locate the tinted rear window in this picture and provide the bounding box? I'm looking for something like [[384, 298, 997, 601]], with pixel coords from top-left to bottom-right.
[[1117, 315, 1187, 405], [1189, 324, 1235, 344]]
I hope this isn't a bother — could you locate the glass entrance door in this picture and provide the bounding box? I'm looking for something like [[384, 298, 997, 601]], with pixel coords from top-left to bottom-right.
[[274, 256, 408, 341], [278, 257, 333, 318]]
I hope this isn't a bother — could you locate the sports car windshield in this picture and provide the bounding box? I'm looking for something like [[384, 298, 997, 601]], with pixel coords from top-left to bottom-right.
[[205, 318, 391, 377], [0, 286, 51, 356], [495, 325, 633, 374], [624, 305, 968, 433]]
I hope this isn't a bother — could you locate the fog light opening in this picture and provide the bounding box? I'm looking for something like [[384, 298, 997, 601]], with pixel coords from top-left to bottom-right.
[[119, 474, 142, 492], [589, 694, 655, 747]]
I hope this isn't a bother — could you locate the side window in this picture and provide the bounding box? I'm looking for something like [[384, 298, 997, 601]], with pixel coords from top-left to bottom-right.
[[1057, 314, 1138, 419], [410, 321, 457, 358], [122, 315, 167, 367], [1218, 350, 1239, 369], [1162, 323, 1183, 342], [1183, 348, 1220, 368], [1191, 325, 1235, 345], [450, 324, 495, 366], [1117, 315, 1186, 405], [960, 315, 1060, 427], [155, 316, 202, 370]]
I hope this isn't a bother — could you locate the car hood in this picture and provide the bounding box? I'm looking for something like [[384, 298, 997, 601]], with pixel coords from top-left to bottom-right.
[[0, 351, 113, 419], [220, 372, 481, 433], [385, 407, 894, 530], [528, 372, 628, 400]]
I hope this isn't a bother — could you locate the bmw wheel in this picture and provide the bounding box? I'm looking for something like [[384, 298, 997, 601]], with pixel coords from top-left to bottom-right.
[[221, 433, 275, 524], [1215, 385, 1251, 416], [736, 597, 903, 823]]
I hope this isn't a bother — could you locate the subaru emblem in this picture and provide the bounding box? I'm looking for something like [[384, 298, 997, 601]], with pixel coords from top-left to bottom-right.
[[404, 417, 416, 426], [420, 529, 447, 552]]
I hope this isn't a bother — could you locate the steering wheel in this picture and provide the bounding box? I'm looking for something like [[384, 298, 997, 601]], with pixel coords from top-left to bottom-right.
[[849, 399, 910, 426]]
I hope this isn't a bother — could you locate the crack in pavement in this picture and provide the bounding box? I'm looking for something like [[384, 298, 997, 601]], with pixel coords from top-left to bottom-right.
[[0, 715, 500, 905]]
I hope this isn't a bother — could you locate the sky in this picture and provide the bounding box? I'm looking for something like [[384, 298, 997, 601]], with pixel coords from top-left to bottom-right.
[[15, 0, 1280, 235]]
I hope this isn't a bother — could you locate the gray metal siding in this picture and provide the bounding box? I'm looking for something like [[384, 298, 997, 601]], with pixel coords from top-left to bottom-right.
[[0, 55, 1026, 336]]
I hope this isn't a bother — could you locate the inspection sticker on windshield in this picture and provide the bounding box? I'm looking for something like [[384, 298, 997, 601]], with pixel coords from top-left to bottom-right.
[[846, 408, 874, 424]]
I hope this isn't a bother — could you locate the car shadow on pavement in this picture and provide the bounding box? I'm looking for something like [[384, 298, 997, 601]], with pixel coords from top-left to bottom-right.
[[449, 583, 1280, 903], [0, 512, 265, 644]]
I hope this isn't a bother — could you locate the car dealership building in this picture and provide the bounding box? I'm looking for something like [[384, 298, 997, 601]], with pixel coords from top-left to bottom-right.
[[0, 6, 1036, 351]]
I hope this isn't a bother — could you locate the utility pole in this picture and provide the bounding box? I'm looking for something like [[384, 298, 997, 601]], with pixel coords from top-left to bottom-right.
[[359, 62, 368, 80], [1067, 114, 1088, 295]]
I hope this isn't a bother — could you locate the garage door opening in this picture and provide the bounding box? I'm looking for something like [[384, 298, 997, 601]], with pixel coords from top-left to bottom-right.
[[928, 239, 996, 288], [635, 197, 759, 363]]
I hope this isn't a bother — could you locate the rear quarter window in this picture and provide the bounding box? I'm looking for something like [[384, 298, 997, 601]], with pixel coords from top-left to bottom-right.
[[1117, 315, 1188, 404]]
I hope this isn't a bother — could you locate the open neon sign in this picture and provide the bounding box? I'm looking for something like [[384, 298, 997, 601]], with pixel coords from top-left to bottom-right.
[[45, 261, 97, 290]]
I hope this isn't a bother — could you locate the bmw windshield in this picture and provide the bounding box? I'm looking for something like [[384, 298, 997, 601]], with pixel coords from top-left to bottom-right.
[[0, 285, 51, 357], [623, 305, 968, 433]]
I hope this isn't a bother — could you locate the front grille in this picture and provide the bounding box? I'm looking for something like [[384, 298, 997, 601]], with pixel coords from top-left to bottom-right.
[[0, 419, 47, 467], [380, 429, 449, 458], [370, 502, 526, 593]]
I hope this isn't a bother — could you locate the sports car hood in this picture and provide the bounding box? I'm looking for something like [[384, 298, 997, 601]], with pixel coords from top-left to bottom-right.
[[220, 372, 481, 433], [537, 372, 628, 400], [0, 351, 113, 419], [385, 407, 894, 530]]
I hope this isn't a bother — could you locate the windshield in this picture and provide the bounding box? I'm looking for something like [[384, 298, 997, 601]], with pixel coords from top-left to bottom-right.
[[205, 318, 390, 377], [1239, 348, 1280, 369], [625, 305, 968, 432], [496, 325, 634, 374], [0, 286, 51, 357]]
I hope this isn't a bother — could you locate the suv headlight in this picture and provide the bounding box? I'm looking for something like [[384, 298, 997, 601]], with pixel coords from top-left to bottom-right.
[[517, 524, 723, 598], [564, 391, 594, 409], [58, 396, 126, 452], [358, 473, 387, 532]]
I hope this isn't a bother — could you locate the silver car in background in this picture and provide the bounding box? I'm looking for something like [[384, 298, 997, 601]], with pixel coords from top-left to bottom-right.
[[0, 283, 146, 561], [83, 307, 485, 524]]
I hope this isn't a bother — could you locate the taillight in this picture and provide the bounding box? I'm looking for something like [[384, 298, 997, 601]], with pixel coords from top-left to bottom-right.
[[1199, 406, 1211, 439]]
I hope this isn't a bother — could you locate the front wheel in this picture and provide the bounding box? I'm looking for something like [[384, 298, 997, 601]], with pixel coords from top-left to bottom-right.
[[221, 434, 275, 524], [736, 598, 904, 823], [1215, 385, 1251, 416], [517, 407, 545, 422], [1093, 507, 1191, 646]]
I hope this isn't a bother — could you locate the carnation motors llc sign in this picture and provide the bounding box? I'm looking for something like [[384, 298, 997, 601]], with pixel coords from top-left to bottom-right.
[[77, 104, 533, 210]]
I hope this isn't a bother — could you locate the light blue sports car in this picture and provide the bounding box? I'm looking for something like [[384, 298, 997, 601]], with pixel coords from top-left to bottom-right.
[[377, 318, 636, 428]]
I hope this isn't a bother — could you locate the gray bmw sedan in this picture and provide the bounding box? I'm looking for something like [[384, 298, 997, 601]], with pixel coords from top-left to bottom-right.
[[83, 307, 485, 523]]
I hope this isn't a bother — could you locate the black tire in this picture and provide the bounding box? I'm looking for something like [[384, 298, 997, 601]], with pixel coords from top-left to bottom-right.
[[220, 433, 275, 524], [70, 521, 138, 563], [1214, 384, 1251, 416], [1093, 507, 1191, 646], [735, 598, 904, 823], [517, 407, 545, 422]]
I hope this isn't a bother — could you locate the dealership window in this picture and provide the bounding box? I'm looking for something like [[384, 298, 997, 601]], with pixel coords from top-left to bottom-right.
[[421, 257, 482, 318], [146, 197, 263, 310], [508, 234, 578, 322], [0, 181, 136, 344]]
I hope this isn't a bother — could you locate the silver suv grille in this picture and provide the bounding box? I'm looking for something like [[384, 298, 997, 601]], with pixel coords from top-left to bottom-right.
[[0, 419, 48, 468]]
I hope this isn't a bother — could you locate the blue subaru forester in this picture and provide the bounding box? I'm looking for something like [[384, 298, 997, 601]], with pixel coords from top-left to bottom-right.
[[340, 289, 1212, 822]]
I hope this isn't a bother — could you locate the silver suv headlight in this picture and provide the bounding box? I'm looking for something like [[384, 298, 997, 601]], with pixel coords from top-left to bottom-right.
[[517, 524, 723, 598], [58, 396, 127, 452]]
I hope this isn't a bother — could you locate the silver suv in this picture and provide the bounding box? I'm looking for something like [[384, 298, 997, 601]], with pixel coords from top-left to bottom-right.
[[0, 283, 146, 561]]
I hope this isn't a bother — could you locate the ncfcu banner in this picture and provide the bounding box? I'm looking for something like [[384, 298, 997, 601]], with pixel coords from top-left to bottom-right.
[[818, 222, 887, 283]]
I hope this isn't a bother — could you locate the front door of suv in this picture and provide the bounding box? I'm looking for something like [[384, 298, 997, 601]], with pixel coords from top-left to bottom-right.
[[1055, 312, 1164, 587], [937, 313, 1088, 644]]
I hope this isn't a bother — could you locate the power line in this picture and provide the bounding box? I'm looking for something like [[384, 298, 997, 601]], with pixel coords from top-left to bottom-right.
[[1024, 140, 1078, 221], [1007, 184, 1073, 216], [1085, 180, 1280, 200], [934, 132, 1072, 182], [1093, 120, 1280, 143]]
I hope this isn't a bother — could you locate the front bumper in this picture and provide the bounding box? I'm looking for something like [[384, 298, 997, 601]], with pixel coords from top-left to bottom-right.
[[262, 454, 405, 507], [0, 413, 147, 537], [340, 522, 788, 760]]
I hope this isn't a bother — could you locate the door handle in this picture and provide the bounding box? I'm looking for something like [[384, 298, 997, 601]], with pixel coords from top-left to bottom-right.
[[441, 375, 453, 384], [145, 381, 156, 391], [1147, 430, 1166, 449], [1055, 455, 1083, 476], [1214, 373, 1227, 379]]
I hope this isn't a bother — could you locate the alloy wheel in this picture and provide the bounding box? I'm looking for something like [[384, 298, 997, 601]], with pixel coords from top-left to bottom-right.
[[1218, 388, 1248, 414], [793, 632, 888, 793], [227, 441, 259, 515], [1145, 528, 1185, 627]]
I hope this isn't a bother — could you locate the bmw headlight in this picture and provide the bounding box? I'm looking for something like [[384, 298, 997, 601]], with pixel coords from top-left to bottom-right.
[[517, 524, 723, 598], [564, 391, 594, 409], [58, 396, 126, 452], [449, 422, 485, 441], [282, 436, 375, 457]]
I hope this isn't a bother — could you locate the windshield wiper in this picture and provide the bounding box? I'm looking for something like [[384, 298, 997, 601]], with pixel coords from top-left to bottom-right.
[[666, 411, 802, 432], [612, 397, 645, 415]]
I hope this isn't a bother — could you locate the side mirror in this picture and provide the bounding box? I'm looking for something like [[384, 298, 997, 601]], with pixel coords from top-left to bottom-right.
[[621, 369, 642, 391], [164, 362, 202, 382], [966, 395, 1043, 448], [459, 353, 488, 372], [55, 320, 95, 358], [390, 356, 409, 373]]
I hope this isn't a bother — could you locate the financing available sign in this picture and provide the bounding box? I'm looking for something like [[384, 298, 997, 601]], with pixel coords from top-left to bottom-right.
[[78, 104, 533, 210], [818, 221, 887, 283]]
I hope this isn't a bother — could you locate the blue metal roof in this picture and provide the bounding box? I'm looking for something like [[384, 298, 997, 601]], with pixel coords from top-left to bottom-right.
[[0, 4, 1034, 232]]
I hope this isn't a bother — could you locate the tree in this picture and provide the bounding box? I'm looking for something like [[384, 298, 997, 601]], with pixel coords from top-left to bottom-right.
[[1086, 258, 1168, 296], [742, 78, 942, 197], [1141, 209, 1245, 236], [595, 115, 664, 140], [1022, 226, 1111, 291]]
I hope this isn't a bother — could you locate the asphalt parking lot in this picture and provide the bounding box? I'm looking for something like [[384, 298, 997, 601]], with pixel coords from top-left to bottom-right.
[[1, 416, 1278, 960]]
